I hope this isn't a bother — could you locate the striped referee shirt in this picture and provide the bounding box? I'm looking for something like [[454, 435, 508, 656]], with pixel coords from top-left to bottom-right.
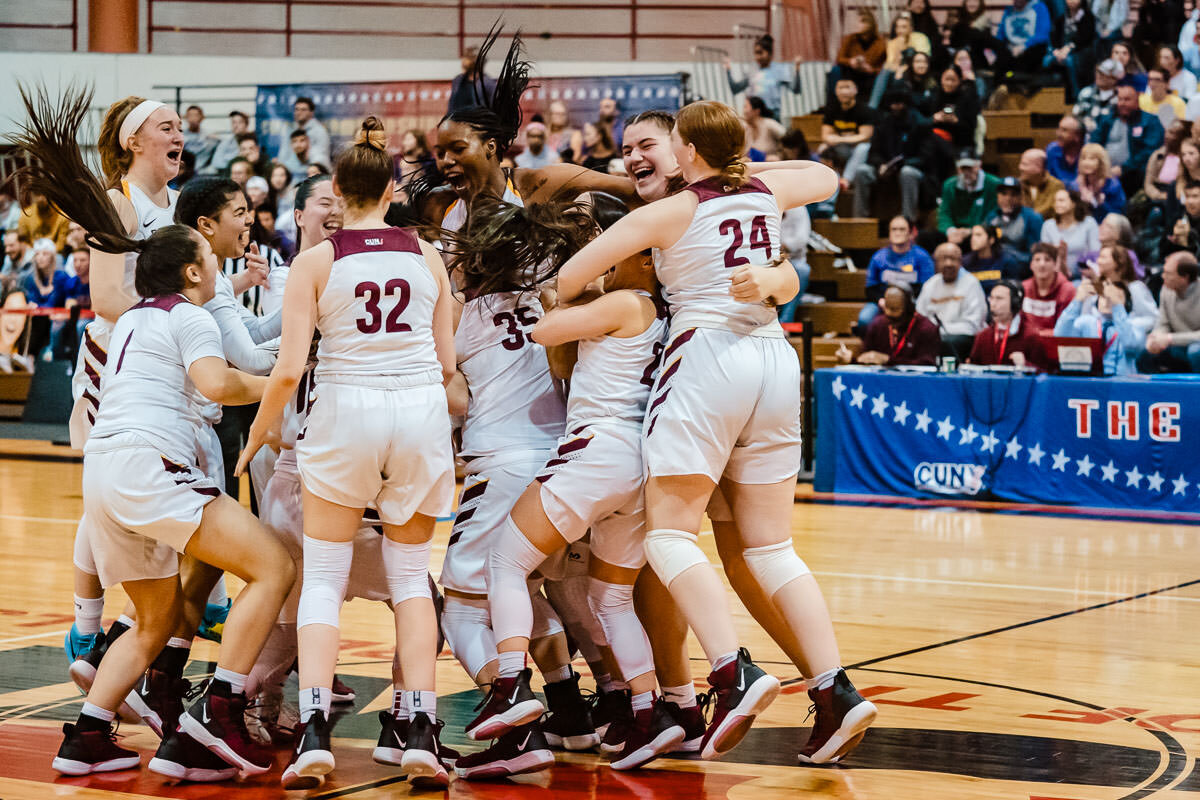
[[222, 244, 285, 317]]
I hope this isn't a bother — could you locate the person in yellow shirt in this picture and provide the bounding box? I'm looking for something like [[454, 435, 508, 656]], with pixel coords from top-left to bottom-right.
[[16, 191, 69, 251], [1141, 67, 1188, 128]]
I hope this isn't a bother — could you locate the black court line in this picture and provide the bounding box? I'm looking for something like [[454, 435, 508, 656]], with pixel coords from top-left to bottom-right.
[[311, 775, 408, 798]]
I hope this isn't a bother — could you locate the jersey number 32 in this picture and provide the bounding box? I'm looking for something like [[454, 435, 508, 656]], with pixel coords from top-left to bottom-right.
[[355, 279, 412, 334]]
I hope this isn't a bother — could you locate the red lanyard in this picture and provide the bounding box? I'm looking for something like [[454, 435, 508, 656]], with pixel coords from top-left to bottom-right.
[[890, 314, 918, 358], [1098, 319, 1118, 350], [993, 325, 1010, 363]]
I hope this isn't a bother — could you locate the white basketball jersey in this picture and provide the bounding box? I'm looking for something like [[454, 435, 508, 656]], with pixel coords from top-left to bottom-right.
[[567, 290, 669, 431], [656, 176, 784, 336], [87, 295, 224, 465], [123, 179, 180, 297], [315, 227, 441, 385]]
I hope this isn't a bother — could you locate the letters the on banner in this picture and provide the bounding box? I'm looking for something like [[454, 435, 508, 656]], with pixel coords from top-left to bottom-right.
[[815, 369, 1198, 513]]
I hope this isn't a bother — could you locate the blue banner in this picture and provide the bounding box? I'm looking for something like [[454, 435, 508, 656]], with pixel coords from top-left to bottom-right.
[[815, 369, 1200, 513]]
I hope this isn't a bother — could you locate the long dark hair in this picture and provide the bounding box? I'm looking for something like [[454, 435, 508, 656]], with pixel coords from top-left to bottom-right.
[[441, 25, 533, 157], [9, 83, 204, 298]]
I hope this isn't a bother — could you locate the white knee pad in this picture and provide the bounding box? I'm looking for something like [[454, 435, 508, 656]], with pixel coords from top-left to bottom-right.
[[73, 516, 98, 576], [587, 580, 653, 681], [530, 589, 565, 640], [296, 536, 353, 630], [487, 518, 547, 643], [441, 595, 498, 683], [743, 541, 810, 597], [381, 538, 433, 605], [644, 528, 708, 587]]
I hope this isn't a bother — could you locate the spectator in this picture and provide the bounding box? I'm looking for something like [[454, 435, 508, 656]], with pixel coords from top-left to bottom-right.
[[514, 122, 559, 169], [1141, 118, 1188, 209], [744, 97, 787, 160], [1182, 7, 1200, 75], [1054, 278, 1142, 372], [1022, 242, 1077, 333], [852, 85, 934, 220], [1160, 180, 1200, 257], [1173, 137, 1200, 204], [820, 78, 875, 176], [448, 45, 498, 115], [182, 104, 216, 173], [61, 221, 86, 275], [949, 0, 995, 66], [920, 65, 980, 150], [724, 33, 803, 120], [985, 177, 1044, 267], [897, 50, 939, 98], [1138, 8, 1189, 76], [1073, 59, 1124, 133], [909, 0, 945, 47], [1093, 84, 1164, 196], [546, 100, 582, 161], [1110, 41, 1149, 92], [64, 246, 90, 311], [938, 150, 1001, 245], [1080, 212, 1144, 276], [1040, 188, 1101, 277], [229, 157, 253, 189], [995, 0, 1052, 83], [245, 176, 270, 210], [1046, 0, 1096, 102], [209, 110, 250, 175], [2, 231, 32, 275], [832, 9, 888, 100], [1138, 250, 1200, 370], [237, 133, 269, 176], [18, 192, 69, 251], [954, 48, 988, 99], [0, 188, 20, 233], [859, 215, 935, 328], [579, 122, 616, 172], [1092, 0, 1128, 56], [1070, 142, 1127, 219], [870, 13, 933, 106], [776, 204, 813, 323], [1160, 44, 1199, 101], [268, 162, 296, 240], [597, 97, 625, 153], [253, 205, 293, 260], [281, 96, 330, 168], [839, 284, 941, 365], [969, 280, 1048, 368], [279, 129, 322, 178], [1141, 67, 1189, 128], [20, 238, 69, 360], [780, 127, 813, 161], [1082, 244, 1158, 333], [1020, 148, 1067, 219], [917, 241, 988, 358], [963, 223, 1022, 291]]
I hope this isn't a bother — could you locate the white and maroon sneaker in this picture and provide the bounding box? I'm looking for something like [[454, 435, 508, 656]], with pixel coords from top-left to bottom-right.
[[454, 721, 554, 780], [464, 668, 544, 741], [698, 648, 780, 759], [52, 720, 141, 776], [609, 700, 686, 771], [796, 668, 876, 765]]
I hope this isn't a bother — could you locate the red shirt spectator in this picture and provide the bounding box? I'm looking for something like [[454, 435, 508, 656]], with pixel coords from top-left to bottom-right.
[[1021, 244, 1076, 334], [855, 285, 942, 366], [969, 281, 1049, 369]]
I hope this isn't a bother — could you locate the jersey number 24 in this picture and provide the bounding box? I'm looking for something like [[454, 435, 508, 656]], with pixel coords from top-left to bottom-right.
[[719, 215, 772, 268]]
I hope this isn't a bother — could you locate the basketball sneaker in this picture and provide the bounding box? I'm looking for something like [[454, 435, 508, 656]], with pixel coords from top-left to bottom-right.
[[372, 710, 407, 766], [464, 668, 544, 740], [331, 675, 356, 705], [64, 624, 104, 663], [197, 599, 230, 643], [125, 668, 189, 738], [178, 679, 272, 776], [590, 686, 631, 739], [281, 710, 334, 790], [542, 671, 600, 750], [662, 699, 705, 753], [52, 720, 141, 776], [148, 728, 239, 782], [609, 699, 686, 771], [402, 712, 450, 789], [698, 648, 780, 759], [796, 669, 877, 765], [598, 691, 634, 753], [68, 636, 139, 724], [454, 721, 554, 780]]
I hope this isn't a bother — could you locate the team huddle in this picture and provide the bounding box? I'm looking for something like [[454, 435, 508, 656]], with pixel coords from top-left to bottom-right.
[[14, 31, 878, 790]]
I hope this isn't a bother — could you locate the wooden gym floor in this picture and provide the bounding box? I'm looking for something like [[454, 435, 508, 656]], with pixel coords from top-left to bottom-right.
[[1, 440, 1198, 799]]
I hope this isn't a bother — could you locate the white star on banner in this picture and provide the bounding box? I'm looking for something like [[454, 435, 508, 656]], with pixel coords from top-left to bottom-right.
[[1174, 474, 1190, 496], [1125, 465, 1143, 489], [1051, 449, 1070, 471], [1005, 437, 1023, 460], [1100, 460, 1118, 482], [871, 392, 890, 417], [937, 416, 956, 440], [979, 430, 1000, 453], [1147, 471, 1165, 493], [914, 409, 932, 433], [959, 423, 979, 446], [850, 385, 867, 408], [1076, 454, 1094, 477], [1027, 442, 1045, 466], [893, 400, 911, 426], [832, 375, 846, 399]]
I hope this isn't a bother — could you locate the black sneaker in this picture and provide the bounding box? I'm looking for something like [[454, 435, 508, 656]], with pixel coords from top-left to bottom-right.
[[148, 729, 239, 782], [281, 710, 334, 790], [331, 675, 356, 705], [403, 712, 450, 788], [372, 710, 407, 766], [542, 672, 600, 750], [598, 690, 634, 754], [68, 638, 139, 724], [590, 687, 631, 739], [796, 669, 877, 765], [126, 668, 189, 738], [464, 668, 544, 741], [610, 700, 686, 771], [52, 721, 141, 776], [698, 648, 780, 759], [178, 679, 273, 776], [454, 721, 554, 780], [663, 699, 705, 753]]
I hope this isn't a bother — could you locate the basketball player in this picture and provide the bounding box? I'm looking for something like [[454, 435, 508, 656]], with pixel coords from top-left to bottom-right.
[[236, 117, 456, 791], [548, 101, 877, 763]]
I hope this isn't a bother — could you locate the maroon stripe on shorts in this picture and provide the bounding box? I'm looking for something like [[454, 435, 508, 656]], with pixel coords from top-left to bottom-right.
[[84, 329, 107, 365], [86, 410, 95, 425], [655, 358, 681, 388], [647, 387, 672, 416], [84, 359, 101, 390], [191, 486, 220, 497], [82, 389, 99, 409], [556, 437, 591, 456], [454, 507, 476, 526], [448, 530, 464, 547], [460, 481, 488, 504], [646, 414, 660, 438], [663, 328, 696, 362], [535, 473, 553, 483], [160, 456, 190, 475]]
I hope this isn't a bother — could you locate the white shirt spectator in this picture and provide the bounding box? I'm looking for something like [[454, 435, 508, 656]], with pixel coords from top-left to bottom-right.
[[916, 267, 988, 336], [1172, 68, 1200, 101], [279, 119, 330, 171]]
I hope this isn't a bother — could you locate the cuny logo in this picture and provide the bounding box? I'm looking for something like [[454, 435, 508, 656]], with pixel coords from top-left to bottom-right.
[[914, 462, 987, 495], [364, 237, 383, 246]]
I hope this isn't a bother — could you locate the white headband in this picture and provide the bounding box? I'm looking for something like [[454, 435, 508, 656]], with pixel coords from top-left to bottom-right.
[[118, 100, 167, 151]]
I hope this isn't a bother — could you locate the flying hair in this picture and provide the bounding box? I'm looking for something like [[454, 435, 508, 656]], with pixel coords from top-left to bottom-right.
[[443, 23, 533, 155]]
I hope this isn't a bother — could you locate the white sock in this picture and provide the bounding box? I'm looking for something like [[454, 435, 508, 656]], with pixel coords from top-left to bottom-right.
[[81, 701, 115, 722], [207, 576, 228, 606], [392, 689, 407, 719], [711, 651, 738, 671], [497, 650, 525, 678], [542, 664, 572, 684], [631, 690, 655, 713], [166, 636, 191, 650], [299, 685, 331, 723], [662, 683, 697, 709], [214, 666, 247, 695], [806, 667, 839, 691], [407, 690, 436, 720], [116, 614, 135, 629], [73, 595, 104, 635]]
